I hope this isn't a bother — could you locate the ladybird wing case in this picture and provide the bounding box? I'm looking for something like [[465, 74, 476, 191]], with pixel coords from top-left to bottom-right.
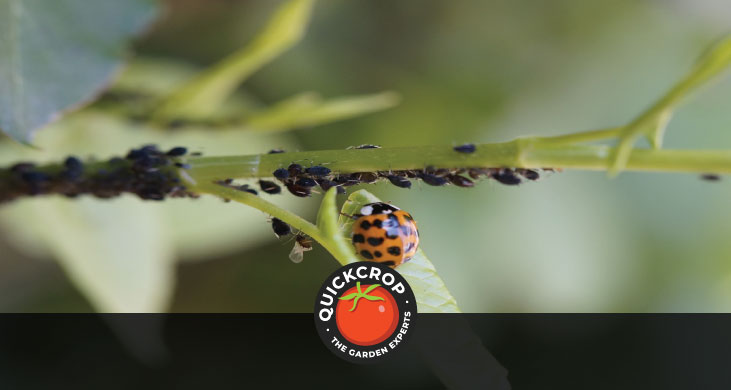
[[351, 208, 420, 268]]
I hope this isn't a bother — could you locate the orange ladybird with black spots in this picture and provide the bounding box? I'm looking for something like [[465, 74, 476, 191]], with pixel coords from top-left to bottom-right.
[[350, 202, 419, 268]]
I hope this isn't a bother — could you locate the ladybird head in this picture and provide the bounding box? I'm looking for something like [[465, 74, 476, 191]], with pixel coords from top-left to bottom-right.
[[359, 202, 399, 216]]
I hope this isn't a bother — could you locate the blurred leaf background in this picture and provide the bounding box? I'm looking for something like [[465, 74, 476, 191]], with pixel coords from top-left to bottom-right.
[[0, 0, 730, 312]]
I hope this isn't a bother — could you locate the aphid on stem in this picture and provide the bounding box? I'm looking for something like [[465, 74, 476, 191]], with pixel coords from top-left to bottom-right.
[[271, 217, 292, 238], [289, 234, 313, 263]]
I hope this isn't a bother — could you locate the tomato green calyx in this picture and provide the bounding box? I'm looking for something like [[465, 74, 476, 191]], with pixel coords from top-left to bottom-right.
[[338, 282, 385, 312]]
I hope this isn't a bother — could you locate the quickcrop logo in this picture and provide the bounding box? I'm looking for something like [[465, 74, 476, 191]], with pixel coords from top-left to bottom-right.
[[314, 262, 417, 363]]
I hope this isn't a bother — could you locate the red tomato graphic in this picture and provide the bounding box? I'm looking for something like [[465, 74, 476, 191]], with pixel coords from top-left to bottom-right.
[[336, 283, 399, 346]]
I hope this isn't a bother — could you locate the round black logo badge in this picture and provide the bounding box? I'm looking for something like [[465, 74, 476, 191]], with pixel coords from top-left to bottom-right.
[[314, 262, 418, 363]]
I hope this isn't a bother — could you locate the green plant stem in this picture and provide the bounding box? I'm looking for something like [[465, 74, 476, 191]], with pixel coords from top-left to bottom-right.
[[191, 181, 353, 265], [192, 180, 320, 239], [186, 140, 731, 182], [534, 127, 623, 145]]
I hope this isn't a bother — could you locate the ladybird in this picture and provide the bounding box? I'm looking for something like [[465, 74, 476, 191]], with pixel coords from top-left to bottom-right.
[[350, 202, 419, 268]]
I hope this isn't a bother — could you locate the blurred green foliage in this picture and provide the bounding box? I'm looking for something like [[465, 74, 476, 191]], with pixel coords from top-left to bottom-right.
[[0, 0, 730, 312]]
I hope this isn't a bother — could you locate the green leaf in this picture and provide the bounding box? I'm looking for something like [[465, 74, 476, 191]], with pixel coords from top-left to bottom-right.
[[339, 190, 462, 313], [316, 187, 360, 266], [0, 197, 175, 312], [363, 283, 381, 294], [0, 0, 158, 143], [362, 295, 385, 302], [244, 91, 401, 132], [152, 0, 316, 120]]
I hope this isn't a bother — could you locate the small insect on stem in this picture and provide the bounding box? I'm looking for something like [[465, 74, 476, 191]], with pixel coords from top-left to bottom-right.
[[289, 234, 313, 263], [259, 180, 282, 194], [700, 173, 721, 182], [453, 143, 476, 154], [271, 217, 292, 238]]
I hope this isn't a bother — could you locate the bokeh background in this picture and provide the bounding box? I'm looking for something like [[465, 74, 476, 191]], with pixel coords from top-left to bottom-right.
[[1, 0, 730, 313]]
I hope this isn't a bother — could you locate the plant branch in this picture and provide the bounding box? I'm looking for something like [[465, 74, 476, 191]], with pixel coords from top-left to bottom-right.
[[190, 182, 356, 266], [186, 141, 731, 183]]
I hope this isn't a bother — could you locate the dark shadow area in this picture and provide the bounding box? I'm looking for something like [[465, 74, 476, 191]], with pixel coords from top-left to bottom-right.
[[1, 314, 730, 389]]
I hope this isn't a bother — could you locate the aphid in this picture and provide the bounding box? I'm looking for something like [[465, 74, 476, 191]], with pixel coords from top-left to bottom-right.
[[700, 174, 721, 182], [492, 169, 521, 185], [288, 163, 304, 177], [238, 185, 258, 195], [285, 182, 312, 197], [64, 156, 83, 170], [190, 152, 203, 156], [453, 143, 476, 154], [448, 174, 474, 188], [10, 162, 36, 173], [349, 202, 419, 268], [125, 149, 144, 160], [433, 168, 451, 177], [305, 166, 331, 177], [174, 162, 191, 169], [21, 171, 50, 183], [21, 171, 51, 194], [109, 157, 125, 166], [289, 234, 313, 263], [418, 172, 449, 186], [317, 178, 334, 190], [333, 175, 359, 187], [273, 168, 289, 181], [467, 168, 490, 180], [166, 146, 188, 156], [62, 156, 84, 180], [295, 177, 317, 188], [516, 169, 540, 181], [318, 179, 346, 194], [222, 178, 234, 185], [259, 180, 282, 194], [351, 172, 379, 184], [387, 175, 412, 189], [138, 188, 166, 201], [271, 217, 292, 238], [268, 149, 286, 154], [348, 144, 381, 149]]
